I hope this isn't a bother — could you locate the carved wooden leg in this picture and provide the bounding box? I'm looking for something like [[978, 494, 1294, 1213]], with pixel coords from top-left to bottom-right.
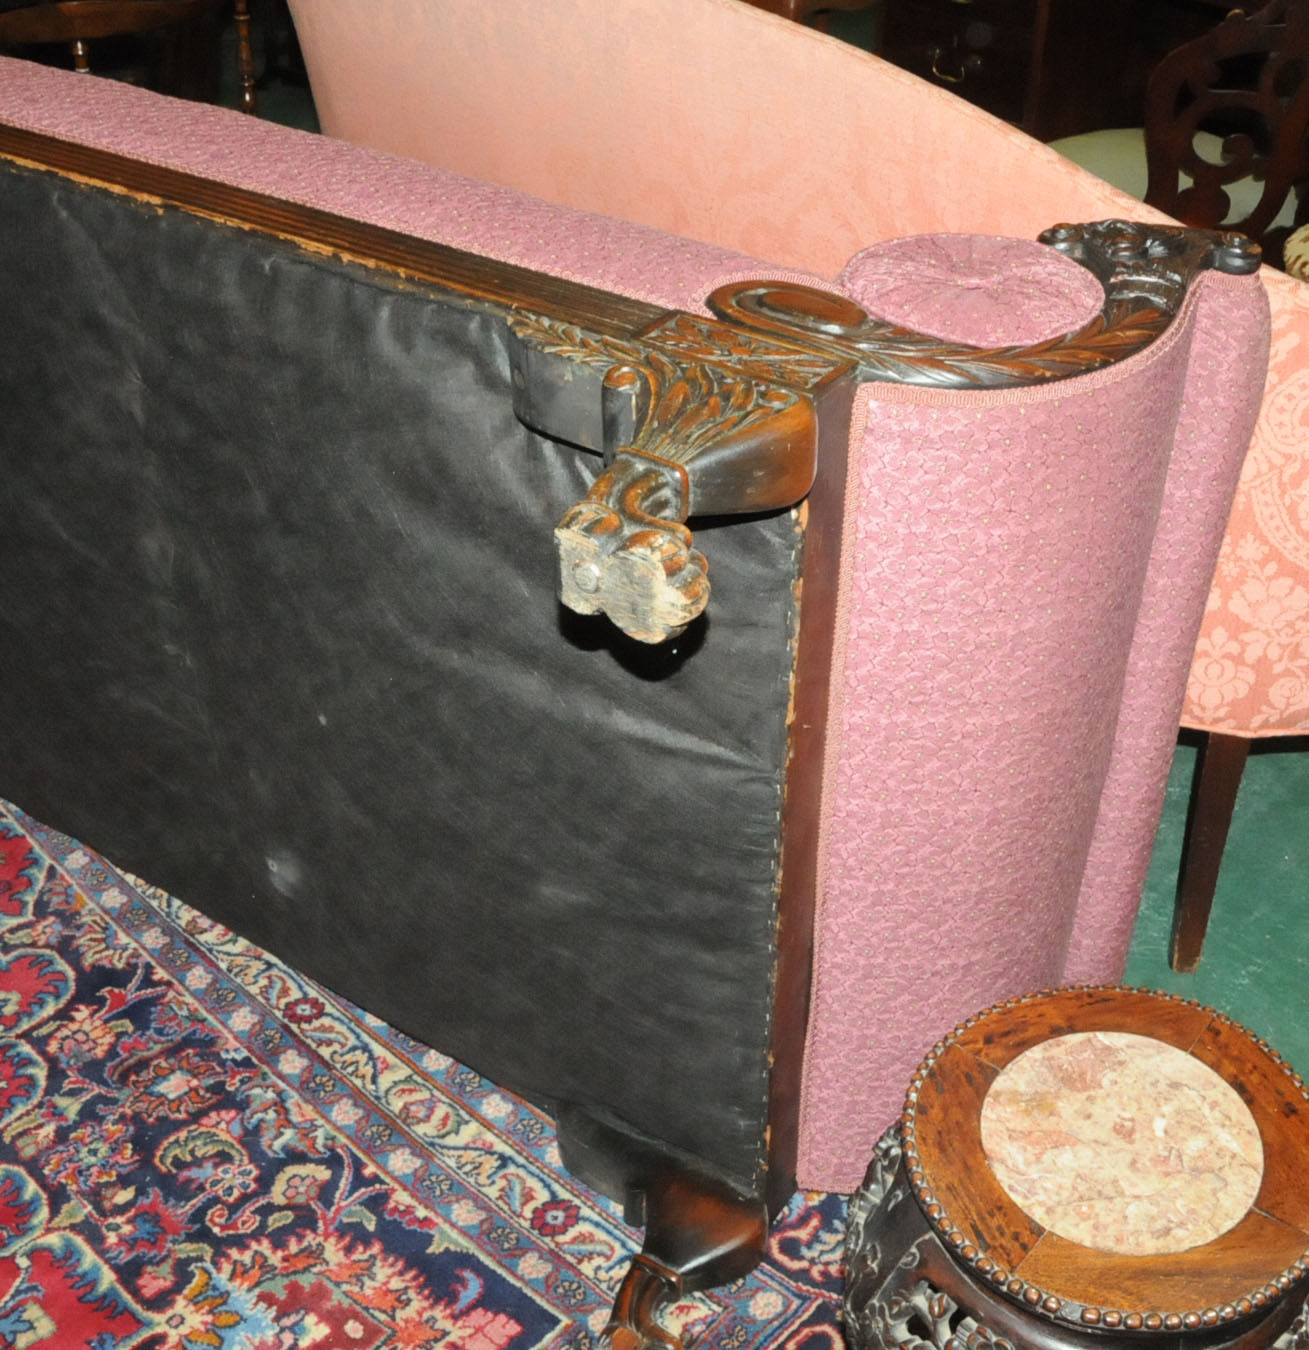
[[602, 1169, 768, 1350], [1171, 731, 1249, 973], [556, 1107, 769, 1350], [607, 1257, 681, 1350], [234, 0, 257, 114]]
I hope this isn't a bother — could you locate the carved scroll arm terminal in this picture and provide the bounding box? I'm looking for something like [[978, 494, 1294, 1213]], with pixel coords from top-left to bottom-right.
[[554, 449, 707, 646], [509, 221, 1257, 644]]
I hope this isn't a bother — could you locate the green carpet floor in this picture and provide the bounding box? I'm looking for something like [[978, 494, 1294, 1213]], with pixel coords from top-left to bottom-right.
[[1127, 736, 1309, 1075]]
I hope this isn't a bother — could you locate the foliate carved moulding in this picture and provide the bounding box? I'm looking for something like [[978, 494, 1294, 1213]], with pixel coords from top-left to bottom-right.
[[710, 222, 1260, 389], [509, 223, 1259, 642]]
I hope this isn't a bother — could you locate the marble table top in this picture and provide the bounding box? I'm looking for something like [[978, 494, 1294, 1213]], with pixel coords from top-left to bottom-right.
[[980, 1031, 1264, 1256]]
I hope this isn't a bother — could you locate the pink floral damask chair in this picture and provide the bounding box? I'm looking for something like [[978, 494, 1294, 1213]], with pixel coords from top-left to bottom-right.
[[285, 0, 1309, 978], [1175, 313, 1309, 970], [1052, 0, 1309, 969]]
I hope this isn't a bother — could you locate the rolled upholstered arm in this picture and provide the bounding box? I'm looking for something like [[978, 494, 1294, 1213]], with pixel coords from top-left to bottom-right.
[[796, 228, 1269, 1192], [510, 221, 1259, 642]]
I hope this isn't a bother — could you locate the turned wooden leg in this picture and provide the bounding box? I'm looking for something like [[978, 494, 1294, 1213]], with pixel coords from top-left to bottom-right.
[[234, 0, 257, 113], [556, 1106, 769, 1350], [1171, 731, 1249, 973]]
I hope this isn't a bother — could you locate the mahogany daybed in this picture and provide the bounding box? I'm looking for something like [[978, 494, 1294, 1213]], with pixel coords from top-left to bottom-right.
[[0, 57, 1269, 1348]]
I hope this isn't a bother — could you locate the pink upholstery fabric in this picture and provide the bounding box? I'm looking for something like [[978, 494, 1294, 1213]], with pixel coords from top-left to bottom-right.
[[1066, 276, 1271, 979], [286, 0, 1082, 276], [285, 0, 1308, 738], [839, 234, 1104, 345], [0, 56, 824, 314], [800, 265, 1268, 1191]]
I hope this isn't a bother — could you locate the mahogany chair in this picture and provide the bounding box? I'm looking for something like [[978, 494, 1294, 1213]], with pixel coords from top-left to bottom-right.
[[1142, 0, 1309, 269], [1054, 0, 1309, 269], [0, 0, 256, 110]]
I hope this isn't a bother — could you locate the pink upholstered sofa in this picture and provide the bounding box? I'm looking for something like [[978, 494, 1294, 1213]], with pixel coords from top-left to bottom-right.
[[0, 45, 1270, 1346], [289, 0, 1309, 967]]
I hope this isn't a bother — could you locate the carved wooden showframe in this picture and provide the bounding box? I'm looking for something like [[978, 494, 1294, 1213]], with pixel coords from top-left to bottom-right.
[[509, 220, 1258, 646], [0, 120, 1268, 1350]]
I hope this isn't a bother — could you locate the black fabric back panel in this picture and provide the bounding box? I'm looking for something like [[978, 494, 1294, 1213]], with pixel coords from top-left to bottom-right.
[[0, 164, 801, 1194]]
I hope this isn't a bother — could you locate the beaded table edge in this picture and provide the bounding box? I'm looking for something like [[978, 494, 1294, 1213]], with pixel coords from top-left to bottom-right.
[[898, 984, 1309, 1333]]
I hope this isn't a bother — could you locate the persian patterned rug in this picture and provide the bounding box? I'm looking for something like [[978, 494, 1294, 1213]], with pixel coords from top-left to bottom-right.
[[0, 800, 846, 1349]]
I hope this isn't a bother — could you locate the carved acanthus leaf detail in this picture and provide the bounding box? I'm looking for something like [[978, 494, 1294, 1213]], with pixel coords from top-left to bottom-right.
[[623, 347, 814, 501], [507, 313, 647, 372], [508, 310, 825, 641], [638, 310, 850, 389]]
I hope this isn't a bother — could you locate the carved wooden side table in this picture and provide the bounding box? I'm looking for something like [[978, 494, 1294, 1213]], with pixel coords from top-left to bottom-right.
[[845, 987, 1309, 1350]]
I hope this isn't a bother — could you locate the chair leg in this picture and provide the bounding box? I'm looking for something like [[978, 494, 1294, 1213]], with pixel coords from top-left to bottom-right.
[[1170, 730, 1249, 973], [234, 0, 257, 113]]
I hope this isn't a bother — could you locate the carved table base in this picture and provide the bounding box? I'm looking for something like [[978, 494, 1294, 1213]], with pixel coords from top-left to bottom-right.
[[844, 989, 1309, 1350], [846, 1130, 1307, 1350]]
